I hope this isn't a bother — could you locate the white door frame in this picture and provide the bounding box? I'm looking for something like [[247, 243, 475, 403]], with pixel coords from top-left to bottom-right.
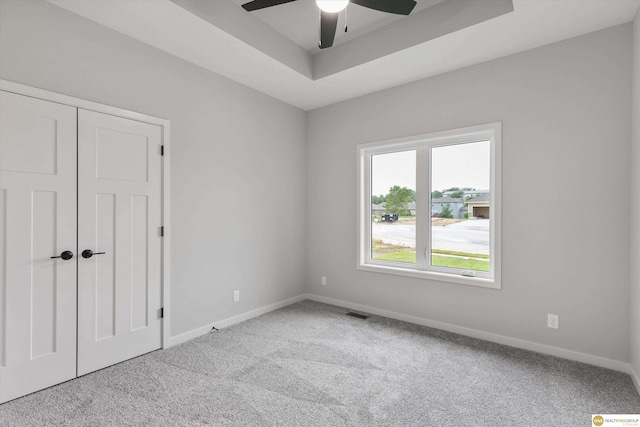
[[0, 79, 172, 349]]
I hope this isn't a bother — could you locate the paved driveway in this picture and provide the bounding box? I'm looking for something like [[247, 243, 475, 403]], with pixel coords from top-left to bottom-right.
[[372, 219, 490, 255]]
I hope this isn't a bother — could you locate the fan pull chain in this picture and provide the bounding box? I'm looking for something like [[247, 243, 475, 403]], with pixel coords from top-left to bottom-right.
[[318, 9, 322, 48], [344, 6, 348, 32]]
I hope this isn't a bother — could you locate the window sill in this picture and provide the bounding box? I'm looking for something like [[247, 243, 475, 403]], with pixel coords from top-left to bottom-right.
[[357, 263, 501, 289]]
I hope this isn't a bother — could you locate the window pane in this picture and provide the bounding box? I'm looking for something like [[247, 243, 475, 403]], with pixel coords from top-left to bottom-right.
[[371, 150, 416, 264], [430, 141, 490, 272]]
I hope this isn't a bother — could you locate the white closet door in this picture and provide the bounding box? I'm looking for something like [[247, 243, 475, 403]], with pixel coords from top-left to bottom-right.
[[77, 109, 162, 376], [0, 91, 78, 403]]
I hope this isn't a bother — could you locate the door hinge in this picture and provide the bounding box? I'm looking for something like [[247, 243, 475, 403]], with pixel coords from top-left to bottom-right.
[[160, 307, 164, 319], [160, 226, 164, 237], [161, 145, 164, 156]]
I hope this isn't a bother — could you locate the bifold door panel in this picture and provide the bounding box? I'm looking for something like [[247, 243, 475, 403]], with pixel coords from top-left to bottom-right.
[[0, 91, 163, 403]]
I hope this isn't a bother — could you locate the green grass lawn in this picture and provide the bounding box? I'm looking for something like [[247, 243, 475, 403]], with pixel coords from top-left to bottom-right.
[[372, 239, 416, 263], [431, 249, 489, 259], [431, 255, 489, 271], [372, 239, 489, 271]]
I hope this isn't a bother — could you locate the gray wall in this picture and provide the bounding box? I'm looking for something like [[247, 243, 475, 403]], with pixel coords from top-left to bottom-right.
[[0, 0, 637, 370], [306, 25, 633, 362], [0, 0, 307, 338], [631, 10, 640, 380]]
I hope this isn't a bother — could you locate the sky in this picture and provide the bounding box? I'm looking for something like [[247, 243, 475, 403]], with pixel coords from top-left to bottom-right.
[[371, 141, 490, 196]]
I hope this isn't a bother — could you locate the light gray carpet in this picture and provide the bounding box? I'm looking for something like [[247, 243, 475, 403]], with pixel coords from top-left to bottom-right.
[[1, 300, 639, 426]]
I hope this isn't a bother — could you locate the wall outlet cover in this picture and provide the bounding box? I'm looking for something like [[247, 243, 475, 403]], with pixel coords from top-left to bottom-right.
[[547, 314, 559, 329]]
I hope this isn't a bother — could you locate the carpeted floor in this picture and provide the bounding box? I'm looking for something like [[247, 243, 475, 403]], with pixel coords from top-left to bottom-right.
[[1, 300, 639, 426]]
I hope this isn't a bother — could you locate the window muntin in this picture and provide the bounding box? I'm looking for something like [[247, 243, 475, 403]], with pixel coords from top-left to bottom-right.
[[357, 124, 501, 288]]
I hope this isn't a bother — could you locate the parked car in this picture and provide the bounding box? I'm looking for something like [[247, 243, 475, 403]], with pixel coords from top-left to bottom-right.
[[381, 213, 398, 222]]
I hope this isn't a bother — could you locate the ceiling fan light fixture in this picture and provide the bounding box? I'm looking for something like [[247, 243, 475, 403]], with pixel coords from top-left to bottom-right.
[[315, 0, 349, 13]]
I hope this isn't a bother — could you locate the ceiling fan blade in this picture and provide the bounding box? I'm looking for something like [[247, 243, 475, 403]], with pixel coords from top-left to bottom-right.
[[241, 0, 297, 12], [350, 0, 416, 15], [319, 11, 339, 49]]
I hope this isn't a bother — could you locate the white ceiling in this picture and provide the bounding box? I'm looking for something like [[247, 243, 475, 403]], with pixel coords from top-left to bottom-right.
[[48, 0, 640, 111]]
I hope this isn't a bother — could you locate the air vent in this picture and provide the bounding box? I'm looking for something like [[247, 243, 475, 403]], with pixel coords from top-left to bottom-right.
[[346, 312, 369, 320]]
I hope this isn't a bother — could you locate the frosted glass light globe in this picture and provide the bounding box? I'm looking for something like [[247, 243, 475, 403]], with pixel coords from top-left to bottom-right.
[[315, 0, 349, 13]]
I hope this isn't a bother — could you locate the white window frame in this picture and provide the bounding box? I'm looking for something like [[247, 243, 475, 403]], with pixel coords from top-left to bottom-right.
[[357, 122, 501, 289]]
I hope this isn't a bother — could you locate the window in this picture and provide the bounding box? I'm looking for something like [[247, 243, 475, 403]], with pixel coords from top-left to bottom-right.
[[357, 123, 501, 288]]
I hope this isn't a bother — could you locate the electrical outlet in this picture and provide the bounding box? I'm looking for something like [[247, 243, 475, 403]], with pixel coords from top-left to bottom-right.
[[547, 314, 559, 329], [321, 276, 327, 286], [233, 290, 240, 303]]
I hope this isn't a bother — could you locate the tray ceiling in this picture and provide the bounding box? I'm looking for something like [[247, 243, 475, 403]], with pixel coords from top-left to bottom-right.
[[228, 0, 446, 53], [48, 0, 640, 110]]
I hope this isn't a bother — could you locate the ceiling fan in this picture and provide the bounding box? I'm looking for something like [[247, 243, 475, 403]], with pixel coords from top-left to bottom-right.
[[241, 0, 417, 49]]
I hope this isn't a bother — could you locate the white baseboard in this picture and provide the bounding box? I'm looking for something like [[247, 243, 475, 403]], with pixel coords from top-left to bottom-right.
[[167, 294, 306, 348], [214, 294, 306, 329], [305, 293, 632, 374], [168, 322, 216, 347], [167, 292, 636, 381], [631, 366, 640, 396]]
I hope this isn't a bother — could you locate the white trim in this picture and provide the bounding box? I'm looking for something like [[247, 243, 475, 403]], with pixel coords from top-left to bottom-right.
[[160, 293, 639, 382], [305, 293, 631, 374], [214, 294, 306, 330], [0, 79, 172, 349], [631, 366, 640, 396], [167, 294, 307, 347], [356, 263, 500, 289], [161, 124, 171, 348], [356, 122, 501, 289], [0, 80, 170, 126], [356, 122, 501, 151], [167, 323, 216, 348], [416, 146, 429, 271]]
